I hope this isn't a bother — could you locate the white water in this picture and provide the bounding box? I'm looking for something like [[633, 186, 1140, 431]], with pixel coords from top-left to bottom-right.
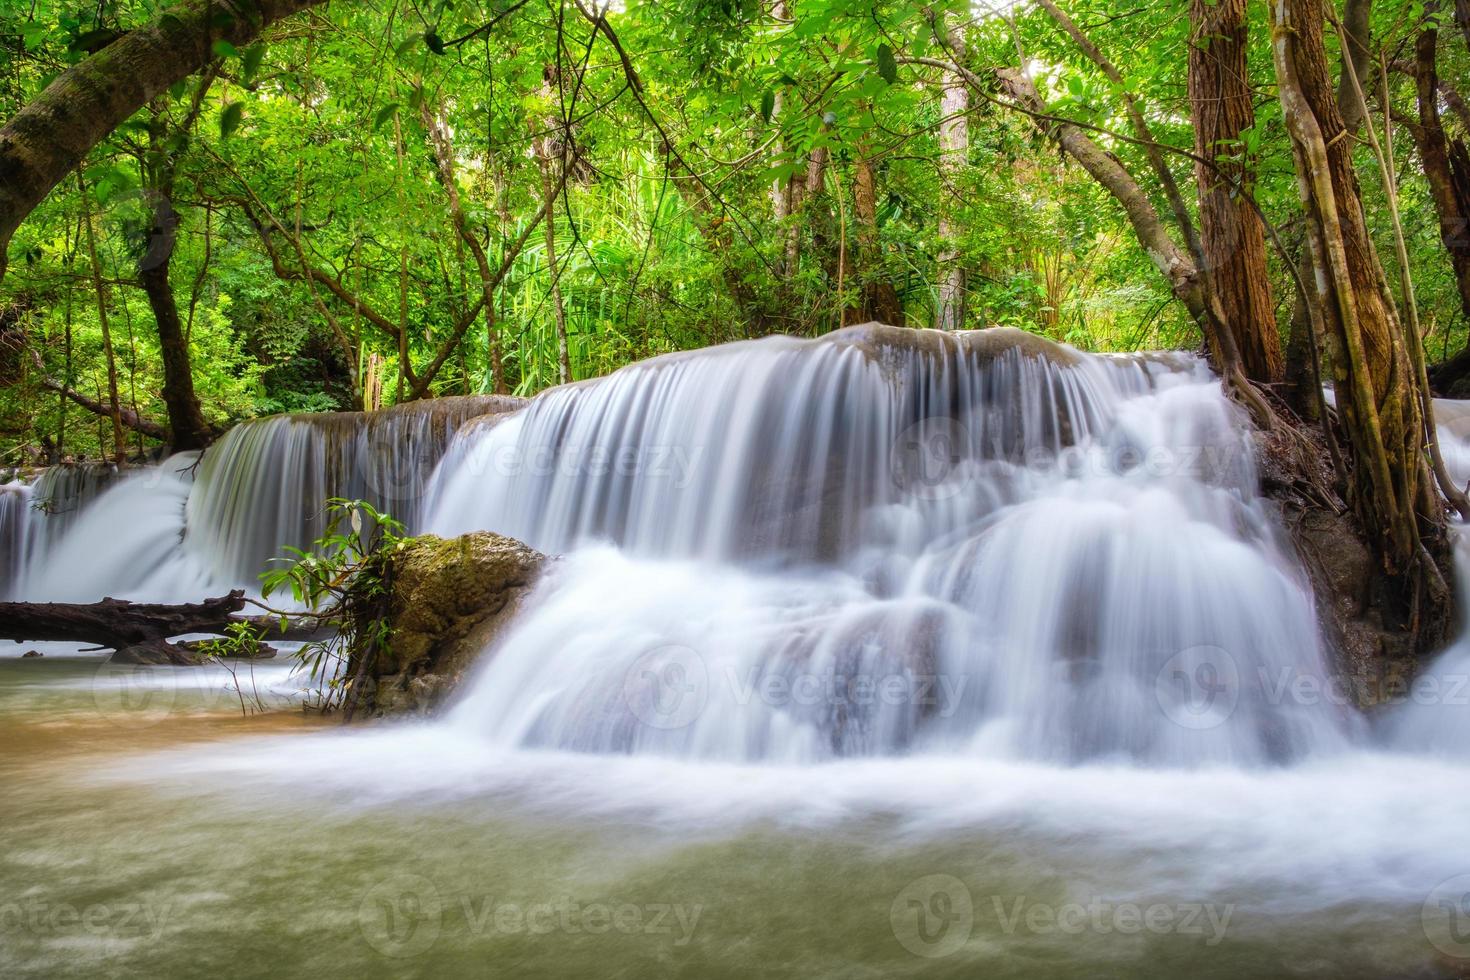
[[8, 326, 1470, 975], [424, 326, 1350, 765], [3, 324, 1456, 766]]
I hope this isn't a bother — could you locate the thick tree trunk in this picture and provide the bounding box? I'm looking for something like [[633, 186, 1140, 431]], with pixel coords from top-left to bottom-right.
[[0, 0, 325, 278], [139, 194, 214, 450], [1272, 0, 1436, 584], [1408, 15, 1470, 327], [935, 23, 968, 331], [848, 153, 903, 326], [769, 0, 798, 281], [1189, 0, 1283, 383], [1336, 0, 1375, 135]]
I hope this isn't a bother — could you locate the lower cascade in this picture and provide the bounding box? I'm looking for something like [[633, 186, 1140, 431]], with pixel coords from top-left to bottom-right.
[[0, 324, 1452, 766]]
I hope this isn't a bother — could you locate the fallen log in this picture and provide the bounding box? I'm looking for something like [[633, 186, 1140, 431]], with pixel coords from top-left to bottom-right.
[[0, 592, 335, 664]]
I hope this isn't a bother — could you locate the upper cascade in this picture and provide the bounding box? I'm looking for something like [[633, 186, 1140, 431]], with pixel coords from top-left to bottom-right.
[[423, 324, 1204, 561]]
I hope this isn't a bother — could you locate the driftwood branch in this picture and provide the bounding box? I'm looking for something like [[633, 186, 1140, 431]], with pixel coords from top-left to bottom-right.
[[0, 592, 337, 665]]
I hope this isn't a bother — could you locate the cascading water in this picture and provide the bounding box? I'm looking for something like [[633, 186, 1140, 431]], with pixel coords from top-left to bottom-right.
[[2, 395, 520, 603], [0, 481, 30, 598], [183, 395, 521, 585], [10, 327, 1470, 979], [1, 325, 1456, 768], [420, 324, 1352, 766]]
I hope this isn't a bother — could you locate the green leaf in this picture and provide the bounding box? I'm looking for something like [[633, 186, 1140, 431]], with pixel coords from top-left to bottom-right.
[[760, 89, 775, 123], [374, 103, 401, 130], [875, 44, 897, 85], [212, 39, 239, 59], [425, 30, 445, 55], [220, 101, 245, 139], [395, 33, 424, 57], [21, 22, 49, 51], [242, 44, 266, 82]]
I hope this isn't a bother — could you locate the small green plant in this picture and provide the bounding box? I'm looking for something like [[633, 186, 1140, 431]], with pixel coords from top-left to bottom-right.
[[253, 497, 406, 713], [196, 620, 272, 716]]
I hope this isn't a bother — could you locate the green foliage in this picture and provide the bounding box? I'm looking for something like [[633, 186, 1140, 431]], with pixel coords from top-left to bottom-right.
[[259, 498, 406, 709], [0, 0, 1467, 464]]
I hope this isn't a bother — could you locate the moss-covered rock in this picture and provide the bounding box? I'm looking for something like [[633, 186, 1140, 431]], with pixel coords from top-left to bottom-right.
[[346, 531, 545, 718]]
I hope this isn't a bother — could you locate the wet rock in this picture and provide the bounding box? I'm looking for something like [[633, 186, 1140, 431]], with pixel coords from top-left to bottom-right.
[[345, 532, 545, 718], [21, 649, 41, 657]]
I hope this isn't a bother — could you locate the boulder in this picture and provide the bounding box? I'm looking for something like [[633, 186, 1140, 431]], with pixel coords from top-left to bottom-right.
[[344, 531, 545, 718]]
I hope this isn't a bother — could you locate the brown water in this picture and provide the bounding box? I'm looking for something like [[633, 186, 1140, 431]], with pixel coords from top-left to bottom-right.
[[0, 657, 1465, 979]]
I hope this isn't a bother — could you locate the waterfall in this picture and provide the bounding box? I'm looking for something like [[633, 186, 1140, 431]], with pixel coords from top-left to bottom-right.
[[184, 395, 520, 585], [0, 481, 30, 599], [425, 325, 1353, 766], [1380, 398, 1470, 752], [0, 326, 1393, 766], [0, 462, 120, 600], [4, 395, 520, 601]]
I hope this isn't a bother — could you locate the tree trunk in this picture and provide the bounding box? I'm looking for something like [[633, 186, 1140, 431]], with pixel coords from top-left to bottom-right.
[[139, 193, 214, 450], [1189, 0, 1283, 383], [1408, 12, 1470, 327], [0, 0, 325, 279], [0, 591, 247, 663], [848, 152, 903, 326], [78, 174, 126, 465], [417, 103, 541, 396], [769, 0, 797, 281], [1271, 0, 1436, 583], [537, 153, 572, 385], [1336, 0, 1375, 135], [935, 21, 968, 331], [995, 69, 1225, 355]]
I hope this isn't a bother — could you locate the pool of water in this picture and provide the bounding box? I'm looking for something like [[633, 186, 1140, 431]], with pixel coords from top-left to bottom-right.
[[3, 657, 1469, 978]]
